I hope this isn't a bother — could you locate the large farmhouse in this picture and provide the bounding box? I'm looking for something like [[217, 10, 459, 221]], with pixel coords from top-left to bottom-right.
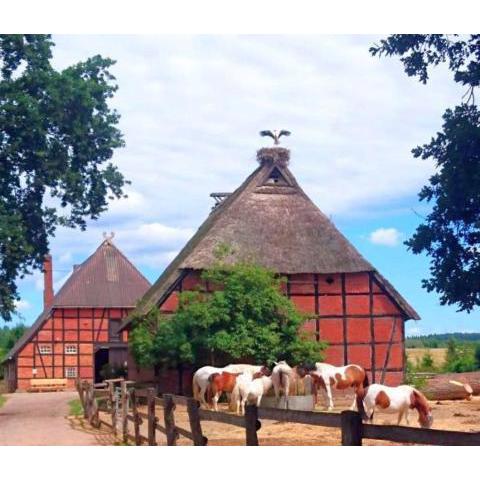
[[2, 238, 150, 392], [120, 146, 419, 392]]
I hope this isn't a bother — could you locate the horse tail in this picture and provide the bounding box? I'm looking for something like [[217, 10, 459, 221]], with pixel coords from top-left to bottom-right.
[[206, 373, 219, 406], [363, 370, 369, 388], [356, 385, 369, 421]]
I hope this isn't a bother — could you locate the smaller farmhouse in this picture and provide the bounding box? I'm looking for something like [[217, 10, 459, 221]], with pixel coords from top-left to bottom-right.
[[2, 238, 150, 392]]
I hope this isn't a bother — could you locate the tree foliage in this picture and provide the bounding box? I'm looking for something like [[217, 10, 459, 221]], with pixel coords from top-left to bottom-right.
[[0, 323, 27, 378], [0, 35, 127, 320], [130, 262, 325, 371], [371, 35, 480, 312]]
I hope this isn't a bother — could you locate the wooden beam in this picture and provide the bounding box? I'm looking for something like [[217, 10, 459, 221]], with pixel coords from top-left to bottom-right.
[[341, 273, 348, 364]]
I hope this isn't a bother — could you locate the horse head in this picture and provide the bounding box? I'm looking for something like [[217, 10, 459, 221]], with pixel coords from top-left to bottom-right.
[[411, 389, 433, 429]]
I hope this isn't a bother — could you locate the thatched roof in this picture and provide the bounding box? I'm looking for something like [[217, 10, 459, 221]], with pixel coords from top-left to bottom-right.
[[120, 147, 419, 330]]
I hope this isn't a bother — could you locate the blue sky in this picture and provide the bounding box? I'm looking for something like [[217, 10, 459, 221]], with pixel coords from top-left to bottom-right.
[[6, 35, 479, 336]]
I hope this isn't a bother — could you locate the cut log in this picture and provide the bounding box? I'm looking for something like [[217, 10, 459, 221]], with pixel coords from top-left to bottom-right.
[[421, 372, 480, 401]]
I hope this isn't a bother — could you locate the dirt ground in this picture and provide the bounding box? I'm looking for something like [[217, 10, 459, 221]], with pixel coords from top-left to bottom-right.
[[0, 391, 114, 445], [406, 348, 447, 368], [120, 393, 480, 446]]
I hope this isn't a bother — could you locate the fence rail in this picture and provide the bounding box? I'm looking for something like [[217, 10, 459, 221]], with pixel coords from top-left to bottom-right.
[[75, 379, 480, 446]]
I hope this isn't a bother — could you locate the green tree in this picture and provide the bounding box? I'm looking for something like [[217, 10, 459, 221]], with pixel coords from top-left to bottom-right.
[[420, 351, 434, 370], [474, 343, 480, 369], [371, 35, 480, 312], [0, 323, 27, 378], [130, 262, 325, 371], [0, 34, 127, 320]]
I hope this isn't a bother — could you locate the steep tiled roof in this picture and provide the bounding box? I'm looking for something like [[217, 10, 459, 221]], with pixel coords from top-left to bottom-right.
[[3, 240, 150, 361], [53, 239, 150, 308]]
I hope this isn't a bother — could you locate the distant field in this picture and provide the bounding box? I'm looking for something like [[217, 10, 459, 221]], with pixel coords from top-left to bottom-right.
[[406, 348, 447, 368]]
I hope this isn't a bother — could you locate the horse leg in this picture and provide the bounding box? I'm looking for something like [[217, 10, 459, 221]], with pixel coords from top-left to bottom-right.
[[324, 380, 334, 411], [273, 384, 281, 407], [199, 386, 208, 408], [404, 408, 410, 425], [213, 391, 221, 412], [397, 410, 404, 425], [350, 388, 358, 411]]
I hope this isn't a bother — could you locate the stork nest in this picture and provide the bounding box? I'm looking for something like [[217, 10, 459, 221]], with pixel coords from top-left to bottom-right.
[[256, 147, 290, 167]]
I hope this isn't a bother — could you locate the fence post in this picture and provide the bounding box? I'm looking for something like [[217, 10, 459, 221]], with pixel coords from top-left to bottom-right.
[[147, 388, 157, 446], [245, 404, 260, 446], [186, 397, 207, 446], [76, 378, 85, 412], [121, 381, 128, 443], [163, 394, 178, 446], [130, 389, 142, 446], [86, 384, 92, 424], [341, 410, 363, 446], [82, 381, 89, 419], [108, 381, 117, 436]]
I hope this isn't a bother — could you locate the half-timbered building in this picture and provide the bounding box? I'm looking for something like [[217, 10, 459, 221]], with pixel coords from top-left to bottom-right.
[[2, 238, 150, 392], [120, 146, 420, 392]]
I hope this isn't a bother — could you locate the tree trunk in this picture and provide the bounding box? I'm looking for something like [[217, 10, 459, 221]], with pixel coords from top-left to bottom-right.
[[421, 372, 480, 400]]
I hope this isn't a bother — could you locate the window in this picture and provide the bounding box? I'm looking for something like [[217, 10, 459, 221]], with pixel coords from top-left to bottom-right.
[[39, 345, 52, 355], [65, 344, 77, 355], [109, 319, 122, 342], [65, 367, 77, 378]]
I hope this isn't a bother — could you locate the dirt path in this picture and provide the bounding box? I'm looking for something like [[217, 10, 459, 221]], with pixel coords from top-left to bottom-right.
[[0, 391, 114, 446]]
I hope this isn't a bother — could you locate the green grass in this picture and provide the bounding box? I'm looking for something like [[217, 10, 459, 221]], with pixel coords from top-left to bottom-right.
[[68, 398, 83, 416], [0, 394, 6, 409]]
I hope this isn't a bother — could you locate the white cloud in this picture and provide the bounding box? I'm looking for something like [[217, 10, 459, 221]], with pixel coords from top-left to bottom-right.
[[14, 299, 31, 311], [369, 228, 403, 247], [15, 35, 466, 317], [406, 324, 422, 337]]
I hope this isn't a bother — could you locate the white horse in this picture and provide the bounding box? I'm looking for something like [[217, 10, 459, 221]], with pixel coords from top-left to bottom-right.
[[233, 371, 273, 414], [272, 361, 294, 409], [224, 364, 265, 374], [308, 362, 369, 411], [360, 384, 433, 428]]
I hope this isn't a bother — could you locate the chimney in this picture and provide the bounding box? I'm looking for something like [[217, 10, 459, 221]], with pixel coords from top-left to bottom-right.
[[43, 254, 54, 310]]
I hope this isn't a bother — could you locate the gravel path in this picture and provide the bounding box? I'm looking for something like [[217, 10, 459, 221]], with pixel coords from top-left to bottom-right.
[[0, 391, 110, 445]]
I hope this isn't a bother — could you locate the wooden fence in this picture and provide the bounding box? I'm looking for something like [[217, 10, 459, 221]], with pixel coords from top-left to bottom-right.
[[75, 379, 480, 446]]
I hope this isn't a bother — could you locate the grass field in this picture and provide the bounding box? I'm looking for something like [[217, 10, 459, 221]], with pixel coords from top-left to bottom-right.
[[0, 394, 6, 409], [68, 398, 83, 416], [406, 348, 447, 368]]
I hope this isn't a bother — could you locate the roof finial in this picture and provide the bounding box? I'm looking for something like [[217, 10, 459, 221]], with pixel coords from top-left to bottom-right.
[[260, 129, 291, 145], [103, 231, 115, 243]]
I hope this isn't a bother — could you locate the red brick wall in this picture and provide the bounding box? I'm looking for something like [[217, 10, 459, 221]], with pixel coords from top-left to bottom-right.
[[148, 270, 407, 388], [15, 307, 131, 391]]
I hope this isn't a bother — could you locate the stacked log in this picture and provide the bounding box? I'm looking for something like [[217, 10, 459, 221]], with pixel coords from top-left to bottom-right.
[[421, 372, 480, 401]]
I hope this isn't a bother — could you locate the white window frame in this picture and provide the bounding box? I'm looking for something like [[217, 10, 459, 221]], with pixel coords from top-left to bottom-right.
[[65, 344, 78, 355], [39, 345, 52, 355], [65, 367, 77, 378]]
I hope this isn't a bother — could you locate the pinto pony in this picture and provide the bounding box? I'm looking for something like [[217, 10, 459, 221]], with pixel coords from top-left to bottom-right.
[[359, 384, 433, 428], [308, 362, 368, 411], [206, 371, 242, 411], [192, 366, 224, 408]]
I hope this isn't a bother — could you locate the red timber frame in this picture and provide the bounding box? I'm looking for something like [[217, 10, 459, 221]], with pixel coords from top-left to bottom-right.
[[15, 307, 130, 390], [157, 270, 407, 386]]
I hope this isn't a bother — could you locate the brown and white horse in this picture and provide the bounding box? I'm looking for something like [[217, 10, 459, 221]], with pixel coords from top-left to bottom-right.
[[308, 362, 369, 411], [360, 384, 433, 428], [206, 365, 270, 411]]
